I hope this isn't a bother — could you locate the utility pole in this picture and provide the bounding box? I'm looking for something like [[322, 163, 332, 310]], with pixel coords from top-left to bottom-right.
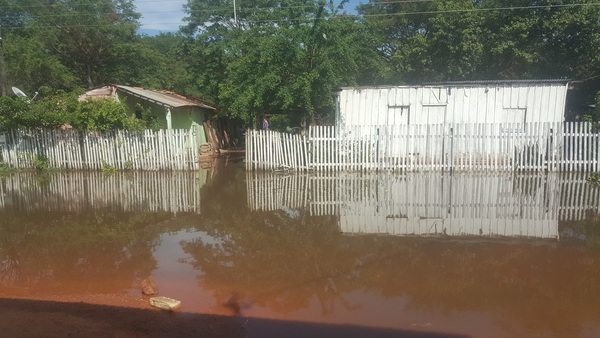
[[0, 28, 7, 97], [233, 0, 237, 25]]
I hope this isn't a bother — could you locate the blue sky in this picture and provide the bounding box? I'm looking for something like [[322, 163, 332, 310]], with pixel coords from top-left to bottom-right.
[[134, 0, 364, 35]]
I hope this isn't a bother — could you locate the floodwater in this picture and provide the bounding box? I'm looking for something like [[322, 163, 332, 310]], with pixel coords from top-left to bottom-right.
[[1, 157, 600, 338]]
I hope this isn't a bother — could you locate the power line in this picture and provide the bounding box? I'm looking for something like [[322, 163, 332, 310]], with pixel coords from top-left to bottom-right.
[[1, 1, 600, 29]]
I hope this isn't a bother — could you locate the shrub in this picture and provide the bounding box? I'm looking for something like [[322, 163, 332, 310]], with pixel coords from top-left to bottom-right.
[[71, 99, 145, 132]]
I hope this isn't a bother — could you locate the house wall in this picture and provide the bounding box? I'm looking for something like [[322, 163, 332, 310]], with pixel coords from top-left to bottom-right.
[[336, 83, 569, 127], [116, 92, 210, 144], [171, 106, 209, 144], [117, 93, 168, 129]]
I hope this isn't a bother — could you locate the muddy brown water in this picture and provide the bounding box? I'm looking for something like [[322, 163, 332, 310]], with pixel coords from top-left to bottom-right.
[[1, 158, 600, 338]]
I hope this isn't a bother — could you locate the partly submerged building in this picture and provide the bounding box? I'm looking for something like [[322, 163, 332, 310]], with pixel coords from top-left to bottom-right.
[[79, 84, 217, 146]]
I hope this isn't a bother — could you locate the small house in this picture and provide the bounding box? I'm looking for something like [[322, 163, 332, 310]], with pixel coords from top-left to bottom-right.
[[79, 85, 217, 146], [334, 80, 570, 127]]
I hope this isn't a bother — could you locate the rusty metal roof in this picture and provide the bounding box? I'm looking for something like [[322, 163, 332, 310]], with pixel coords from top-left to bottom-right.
[[116, 85, 216, 110]]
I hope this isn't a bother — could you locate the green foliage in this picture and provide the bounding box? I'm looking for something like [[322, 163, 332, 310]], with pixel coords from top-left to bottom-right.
[[2, 0, 600, 126], [183, 0, 386, 125], [27, 0, 141, 88], [360, 0, 600, 83], [596, 91, 600, 117], [1, 90, 158, 131], [0, 161, 17, 174], [71, 99, 144, 131], [32, 154, 49, 171], [588, 172, 600, 187], [3, 34, 79, 92], [102, 160, 117, 174], [580, 91, 600, 132], [123, 160, 134, 171], [135, 103, 160, 131]]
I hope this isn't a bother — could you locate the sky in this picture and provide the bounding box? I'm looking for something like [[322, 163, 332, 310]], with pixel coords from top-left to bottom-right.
[[134, 0, 363, 35], [134, 0, 188, 34]]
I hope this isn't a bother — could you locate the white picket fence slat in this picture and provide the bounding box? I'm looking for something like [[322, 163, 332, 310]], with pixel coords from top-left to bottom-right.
[[245, 122, 600, 172]]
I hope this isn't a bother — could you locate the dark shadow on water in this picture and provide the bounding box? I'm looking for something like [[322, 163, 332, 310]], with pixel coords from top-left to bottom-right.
[[0, 298, 242, 338], [235, 316, 470, 338], [0, 298, 468, 338]]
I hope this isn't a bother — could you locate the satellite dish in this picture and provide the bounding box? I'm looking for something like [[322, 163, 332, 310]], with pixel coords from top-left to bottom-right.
[[11, 87, 37, 103], [12, 87, 28, 98]]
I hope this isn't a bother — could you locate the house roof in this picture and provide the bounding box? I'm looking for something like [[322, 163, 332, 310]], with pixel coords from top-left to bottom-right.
[[422, 79, 571, 86], [336, 79, 571, 91], [116, 85, 216, 110]]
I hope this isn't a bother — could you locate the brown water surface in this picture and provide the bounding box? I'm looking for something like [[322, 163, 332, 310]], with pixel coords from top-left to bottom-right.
[[1, 160, 600, 337]]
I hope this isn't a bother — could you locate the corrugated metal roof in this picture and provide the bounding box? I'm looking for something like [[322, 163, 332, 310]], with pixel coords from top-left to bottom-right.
[[336, 79, 571, 91], [422, 79, 571, 86], [116, 85, 216, 110]]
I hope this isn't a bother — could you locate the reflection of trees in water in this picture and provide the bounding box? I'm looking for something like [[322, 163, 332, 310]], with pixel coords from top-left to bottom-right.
[[180, 159, 600, 337], [0, 210, 172, 293], [183, 213, 600, 336], [181, 209, 358, 316]]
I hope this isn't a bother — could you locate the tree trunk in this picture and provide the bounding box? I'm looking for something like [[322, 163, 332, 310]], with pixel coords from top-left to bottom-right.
[[86, 63, 94, 89], [0, 34, 8, 96]]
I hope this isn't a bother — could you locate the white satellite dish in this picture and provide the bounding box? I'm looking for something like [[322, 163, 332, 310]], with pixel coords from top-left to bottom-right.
[[11, 87, 37, 103], [12, 86, 28, 98]]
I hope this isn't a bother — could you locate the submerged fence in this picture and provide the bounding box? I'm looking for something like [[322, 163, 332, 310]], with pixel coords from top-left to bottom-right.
[[246, 122, 600, 172], [0, 128, 200, 170]]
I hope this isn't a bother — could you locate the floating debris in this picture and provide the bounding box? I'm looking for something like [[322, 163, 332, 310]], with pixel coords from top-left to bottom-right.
[[150, 296, 181, 311]]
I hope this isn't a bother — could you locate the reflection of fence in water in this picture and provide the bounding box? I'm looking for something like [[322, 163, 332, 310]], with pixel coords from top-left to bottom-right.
[[247, 171, 600, 238], [0, 171, 203, 213], [246, 171, 308, 212]]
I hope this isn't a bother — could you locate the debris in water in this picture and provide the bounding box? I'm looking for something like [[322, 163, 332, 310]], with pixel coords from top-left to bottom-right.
[[150, 296, 181, 311]]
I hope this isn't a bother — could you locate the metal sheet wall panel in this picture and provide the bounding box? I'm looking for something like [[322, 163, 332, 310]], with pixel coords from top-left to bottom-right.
[[337, 83, 568, 127]]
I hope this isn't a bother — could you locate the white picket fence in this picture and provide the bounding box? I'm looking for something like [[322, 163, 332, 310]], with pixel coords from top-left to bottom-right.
[[245, 122, 600, 172], [0, 128, 200, 170]]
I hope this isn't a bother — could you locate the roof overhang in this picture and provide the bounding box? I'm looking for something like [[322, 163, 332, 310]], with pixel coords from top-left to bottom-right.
[[336, 79, 572, 92], [115, 85, 216, 110]]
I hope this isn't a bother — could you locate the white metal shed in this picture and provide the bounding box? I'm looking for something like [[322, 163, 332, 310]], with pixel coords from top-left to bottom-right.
[[334, 80, 570, 127]]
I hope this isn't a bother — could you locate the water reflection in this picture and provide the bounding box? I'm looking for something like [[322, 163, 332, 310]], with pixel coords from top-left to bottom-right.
[[0, 170, 207, 296], [0, 171, 205, 213], [247, 171, 600, 240], [182, 164, 600, 337], [1, 165, 600, 337]]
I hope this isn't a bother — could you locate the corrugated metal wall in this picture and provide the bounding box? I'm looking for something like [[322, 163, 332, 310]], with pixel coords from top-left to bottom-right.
[[336, 83, 569, 127]]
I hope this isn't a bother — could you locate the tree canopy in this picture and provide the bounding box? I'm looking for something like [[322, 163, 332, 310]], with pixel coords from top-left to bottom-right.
[[0, 0, 599, 127]]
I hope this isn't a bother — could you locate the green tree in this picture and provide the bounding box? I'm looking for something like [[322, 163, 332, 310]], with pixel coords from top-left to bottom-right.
[[137, 32, 191, 91], [28, 0, 141, 88], [359, 0, 600, 107], [183, 0, 386, 125], [3, 34, 79, 93]]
